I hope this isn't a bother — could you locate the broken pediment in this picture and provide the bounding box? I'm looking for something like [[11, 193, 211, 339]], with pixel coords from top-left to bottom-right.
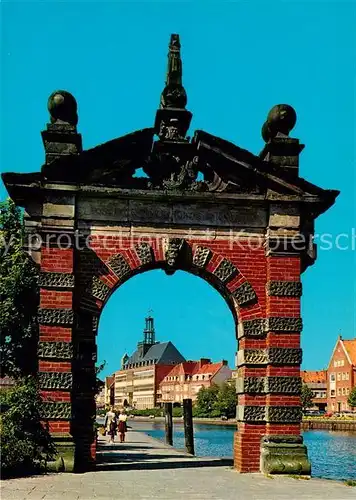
[[1, 34, 339, 221]]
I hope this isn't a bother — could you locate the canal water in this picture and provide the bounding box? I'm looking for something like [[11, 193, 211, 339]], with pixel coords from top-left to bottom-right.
[[134, 421, 356, 480]]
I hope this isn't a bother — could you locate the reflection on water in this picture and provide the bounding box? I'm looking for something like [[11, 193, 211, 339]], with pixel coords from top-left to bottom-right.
[[136, 421, 356, 480]]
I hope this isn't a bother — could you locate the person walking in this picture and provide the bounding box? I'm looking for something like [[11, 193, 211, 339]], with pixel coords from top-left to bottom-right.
[[104, 406, 117, 444], [118, 408, 128, 443]]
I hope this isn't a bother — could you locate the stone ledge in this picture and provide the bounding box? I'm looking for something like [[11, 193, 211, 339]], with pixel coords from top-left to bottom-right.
[[39, 272, 75, 289], [38, 308, 74, 325], [38, 341, 73, 360], [267, 280, 302, 297]]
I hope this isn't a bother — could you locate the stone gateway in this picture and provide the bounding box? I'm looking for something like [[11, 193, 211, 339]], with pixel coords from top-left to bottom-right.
[[2, 34, 338, 473]]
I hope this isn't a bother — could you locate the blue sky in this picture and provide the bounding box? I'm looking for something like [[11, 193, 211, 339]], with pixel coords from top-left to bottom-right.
[[1, 1, 355, 377]]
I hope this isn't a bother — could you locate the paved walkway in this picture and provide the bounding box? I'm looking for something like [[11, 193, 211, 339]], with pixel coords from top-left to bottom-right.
[[1, 429, 355, 499]]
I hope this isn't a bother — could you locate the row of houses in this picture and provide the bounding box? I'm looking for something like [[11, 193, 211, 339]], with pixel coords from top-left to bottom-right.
[[302, 335, 356, 413], [97, 315, 232, 410], [97, 316, 355, 414]]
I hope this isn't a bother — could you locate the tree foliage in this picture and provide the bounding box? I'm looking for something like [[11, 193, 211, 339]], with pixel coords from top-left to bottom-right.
[[0, 199, 39, 378], [301, 383, 314, 410], [0, 377, 56, 477], [194, 381, 236, 419], [347, 386, 356, 408]]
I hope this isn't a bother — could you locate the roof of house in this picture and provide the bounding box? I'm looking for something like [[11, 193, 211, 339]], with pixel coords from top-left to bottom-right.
[[163, 360, 228, 380], [196, 362, 224, 376], [105, 375, 114, 387], [125, 341, 185, 367], [343, 339, 356, 366], [301, 370, 326, 384]]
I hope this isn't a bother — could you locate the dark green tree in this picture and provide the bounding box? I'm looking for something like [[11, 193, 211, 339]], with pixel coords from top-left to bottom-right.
[[301, 383, 314, 410], [347, 386, 356, 408], [0, 199, 39, 378], [194, 385, 219, 417], [214, 381, 236, 418], [0, 377, 56, 477]]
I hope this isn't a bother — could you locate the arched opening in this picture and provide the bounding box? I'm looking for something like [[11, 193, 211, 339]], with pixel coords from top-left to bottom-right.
[[97, 269, 237, 382]]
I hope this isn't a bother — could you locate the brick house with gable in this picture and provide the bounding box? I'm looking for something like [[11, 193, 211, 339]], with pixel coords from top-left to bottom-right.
[[159, 359, 232, 404], [327, 336, 356, 413]]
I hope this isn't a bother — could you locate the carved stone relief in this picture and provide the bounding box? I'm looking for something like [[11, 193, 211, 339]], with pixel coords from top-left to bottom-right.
[[213, 259, 238, 283], [38, 308, 74, 325], [38, 341, 73, 360]]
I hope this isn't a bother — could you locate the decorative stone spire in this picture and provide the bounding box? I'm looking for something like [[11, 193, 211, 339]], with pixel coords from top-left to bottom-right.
[[154, 34, 192, 141], [160, 34, 187, 109]]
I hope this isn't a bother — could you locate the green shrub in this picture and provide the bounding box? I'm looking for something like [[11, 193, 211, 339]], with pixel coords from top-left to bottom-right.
[[0, 377, 55, 477]]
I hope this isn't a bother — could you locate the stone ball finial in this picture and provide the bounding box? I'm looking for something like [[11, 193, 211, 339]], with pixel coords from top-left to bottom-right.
[[262, 104, 297, 142], [48, 90, 78, 126]]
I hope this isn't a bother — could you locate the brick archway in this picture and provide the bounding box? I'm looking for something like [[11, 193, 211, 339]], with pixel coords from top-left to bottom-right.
[[2, 34, 338, 474]]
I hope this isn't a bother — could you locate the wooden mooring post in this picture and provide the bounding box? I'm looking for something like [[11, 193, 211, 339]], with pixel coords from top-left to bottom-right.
[[183, 398, 195, 455], [164, 402, 173, 446]]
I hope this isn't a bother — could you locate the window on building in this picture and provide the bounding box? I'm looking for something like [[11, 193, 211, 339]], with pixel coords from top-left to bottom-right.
[[334, 361, 337, 367], [342, 373, 346, 380], [341, 360, 344, 366], [342, 388, 345, 395], [330, 390, 335, 397], [337, 388, 341, 395], [346, 373, 349, 380], [330, 373, 335, 382], [346, 388, 350, 395], [337, 373, 341, 381]]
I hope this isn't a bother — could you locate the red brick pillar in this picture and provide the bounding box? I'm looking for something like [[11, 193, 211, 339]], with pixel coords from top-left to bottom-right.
[[37, 192, 77, 472], [38, 243, 75, 471], [260, 227, 311, 473], [235, 316, 267, 472]]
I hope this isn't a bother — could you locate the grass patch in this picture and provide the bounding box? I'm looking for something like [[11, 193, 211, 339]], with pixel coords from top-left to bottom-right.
[[288, 474, 310, 480]]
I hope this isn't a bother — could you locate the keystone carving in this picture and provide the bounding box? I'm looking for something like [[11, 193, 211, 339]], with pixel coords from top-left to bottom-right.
[[232, 281, 257, 307], [39, 372, 73, 390], [266, 406, 302, 423], [267, 347, 302, 365], [38, 308, 74, 325], [135, 242, 155, 265], [163, 238, 186, 270], [213, 259, 239, 283], [267, 281, 302, 297], [39, 272, 75, 289], [38, 341, 73, 360], [88, 277, 111, 302], [266, 317, 303, 333], [265, 377, 302, 394], [107, 254, 131, 279], [41, 402, 72, 420], [237, 405, 266, 422], [193, 246, 212, 268]]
